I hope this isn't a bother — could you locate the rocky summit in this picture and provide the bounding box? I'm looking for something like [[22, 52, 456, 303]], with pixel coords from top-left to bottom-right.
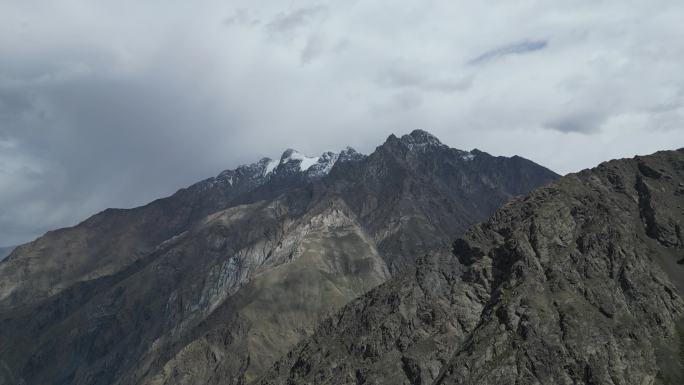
[[0, 130, 558, 385]]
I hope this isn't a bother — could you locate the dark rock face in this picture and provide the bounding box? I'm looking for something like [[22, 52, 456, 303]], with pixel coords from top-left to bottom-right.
[[260, 149, 684, 385], [0, 130, 558, 385]]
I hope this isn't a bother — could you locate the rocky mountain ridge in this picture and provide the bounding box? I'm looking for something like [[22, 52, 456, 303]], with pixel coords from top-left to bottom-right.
[[0, 130, 559, 385]]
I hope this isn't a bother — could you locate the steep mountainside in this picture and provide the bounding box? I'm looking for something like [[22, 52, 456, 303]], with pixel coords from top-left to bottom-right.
[[0, 130, 558, 385], [260, 149, 684, 385]]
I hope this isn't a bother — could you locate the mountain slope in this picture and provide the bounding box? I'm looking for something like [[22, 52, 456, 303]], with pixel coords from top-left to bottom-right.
[[0, 130, 559, 385], [0, 157, 282, 310], [260, 149, 684, 385]]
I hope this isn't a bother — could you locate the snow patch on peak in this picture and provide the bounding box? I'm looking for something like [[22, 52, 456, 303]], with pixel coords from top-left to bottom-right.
[[299, 156, 320, 171], [219, 146, 366, 183], [307, 152, 339, 177], [265, 159, 279, 174], [280, 149, 320, 171]]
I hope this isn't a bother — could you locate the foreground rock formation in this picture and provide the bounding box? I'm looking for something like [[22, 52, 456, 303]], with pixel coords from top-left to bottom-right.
[[260, 149, 684, 385], [0, 131, 557, 385]]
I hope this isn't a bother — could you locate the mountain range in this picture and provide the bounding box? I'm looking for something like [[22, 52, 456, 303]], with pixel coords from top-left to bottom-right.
[[1, 131, 682, 385], [0, 130, 558, 385]]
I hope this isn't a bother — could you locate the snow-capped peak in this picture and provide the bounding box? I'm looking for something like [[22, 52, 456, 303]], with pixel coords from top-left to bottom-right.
[[211, 147, 366, 190], [280, 149, 320, 172]]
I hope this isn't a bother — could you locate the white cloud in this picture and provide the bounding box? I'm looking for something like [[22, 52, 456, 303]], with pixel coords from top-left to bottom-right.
[[0, 0, 683, 244]]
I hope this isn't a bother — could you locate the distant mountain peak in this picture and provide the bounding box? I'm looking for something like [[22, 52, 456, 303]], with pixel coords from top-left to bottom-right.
[[279, 148, 300, 161], [338, 146, 365, 162], [404, 129, 442, 144], [382, 129, 447, 153], [402, 129, 445, 147]]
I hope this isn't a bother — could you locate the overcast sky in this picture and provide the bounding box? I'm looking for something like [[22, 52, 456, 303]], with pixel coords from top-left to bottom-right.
[[1, 0, 683, 246]]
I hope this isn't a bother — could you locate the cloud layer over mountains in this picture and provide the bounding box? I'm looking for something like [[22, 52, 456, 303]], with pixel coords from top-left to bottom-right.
[[1, 0, 683, 245]]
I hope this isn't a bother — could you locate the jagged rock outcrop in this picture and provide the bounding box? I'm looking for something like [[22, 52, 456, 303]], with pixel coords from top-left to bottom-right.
[[0, 130, 558, 385], [260, 149, 684, 385]]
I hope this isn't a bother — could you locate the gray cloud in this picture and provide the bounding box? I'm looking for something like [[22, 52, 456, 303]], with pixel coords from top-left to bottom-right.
[[266, 5, 328, 37], [300, 34, 348, 64], [543, 111, 607, 133], [376, 67, 472, 93], [301, 34, 325, 63], [0, 1, 683, 245], [224, 8, 261, 27], [469, 40, 548, 65]]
